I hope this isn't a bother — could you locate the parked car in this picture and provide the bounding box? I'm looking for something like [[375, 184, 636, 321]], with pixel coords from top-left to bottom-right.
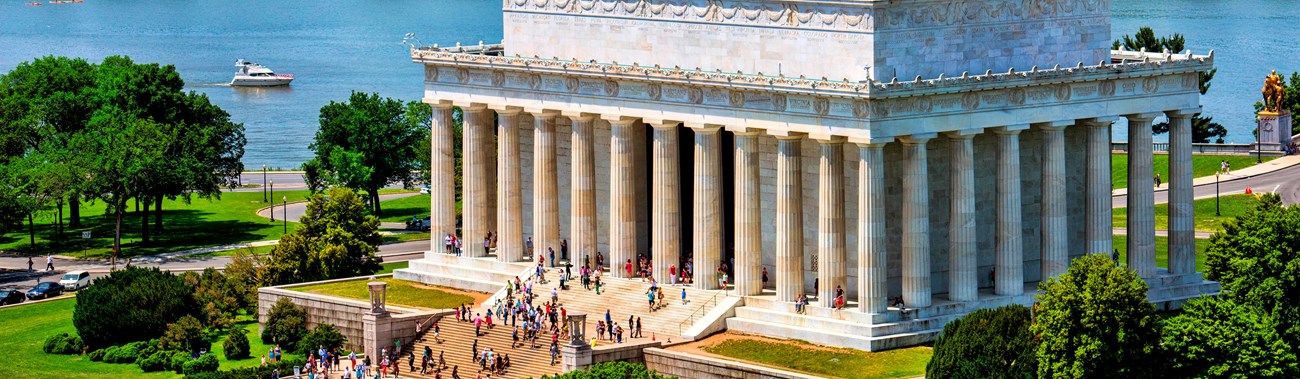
[[0, 289, 24, 305], [59, 270, 91, 291], [26, 282, 62, 300]]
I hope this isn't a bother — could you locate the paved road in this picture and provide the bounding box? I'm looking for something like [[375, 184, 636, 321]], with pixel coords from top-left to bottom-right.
[[229, 172, 418, 193], [0, 240, 430, 289], [1113, 162, 1300, 208]]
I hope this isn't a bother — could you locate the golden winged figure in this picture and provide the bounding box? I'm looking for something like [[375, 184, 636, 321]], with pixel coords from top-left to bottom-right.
[[1262, 70, 1287, 112]]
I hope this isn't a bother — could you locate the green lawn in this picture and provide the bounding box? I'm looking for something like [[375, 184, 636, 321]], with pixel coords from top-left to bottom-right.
[[701, 338, 931, 379], [1112, 234, 1211, 272], [0, 191, 310, 259], [292, 277, 473, 310], [378, 194, 430, 223], [1112, 154, 1271, 189], [1114, 194, 1260, 233], [0, 298, 288, 378], [375, 261, 409, 275]]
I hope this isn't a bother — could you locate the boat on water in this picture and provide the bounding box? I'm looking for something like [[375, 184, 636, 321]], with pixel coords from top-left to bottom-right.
[[230, 59, 293, 87], [26, 2, 42, 5]]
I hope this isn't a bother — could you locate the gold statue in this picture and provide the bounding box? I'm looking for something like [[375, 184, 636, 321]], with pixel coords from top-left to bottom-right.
[[1262, 70, 1287, 113]]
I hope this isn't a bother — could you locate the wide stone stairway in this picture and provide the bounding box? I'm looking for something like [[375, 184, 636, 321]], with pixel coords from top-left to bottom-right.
[[545, 275, 730, 342], [400, 315, 564, 379], [395, 252, 534, 294]]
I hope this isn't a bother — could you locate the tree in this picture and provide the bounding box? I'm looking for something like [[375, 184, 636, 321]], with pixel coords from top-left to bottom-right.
[[1114, 27, 1226, 143], [296, 324, 347, 356], [1033, 254, 1163, 378], [261, 298, 308, 346], [307, 91, 426, 215], [223, 326, 252, 360], [159, 315, 209, 354], [69, 109, 169, 263], [73, 266, 200, 349], [259, 187, 382, 285], [184, 268, 248, 332], [1205, 193, 1300, 347], [1162, 296, 1297, 378], [927, 305, 1036, 379]]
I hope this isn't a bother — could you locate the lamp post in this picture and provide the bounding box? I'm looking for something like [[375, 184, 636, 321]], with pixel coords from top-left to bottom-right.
[[262, 164, 268, 202], [1257, 124, 1263, 164], [283, 196, 288, 234], [1215, 173, 1221, 216], [269, 180, 275, 222]]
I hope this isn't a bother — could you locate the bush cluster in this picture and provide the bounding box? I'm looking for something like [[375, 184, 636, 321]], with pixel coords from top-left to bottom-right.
[[538, 361, 669, 379], [138, 350, 173, 372], [261, 298, 307, 346], [296, 324, 346, 356], [87, 348, 106, 362], [182, 354, 220, 375], [102, 343, 140, 364], [183, 358, 308, 379], [73, 266, 200, 349], [926, 305, 1035, 379], [42, 332, 85, 355], [222, 327, 251, 360]]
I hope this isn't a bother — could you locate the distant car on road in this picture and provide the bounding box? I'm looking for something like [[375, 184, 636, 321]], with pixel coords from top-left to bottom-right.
[[0, 289, 25, 305], [59, 270, 91, 291], [26, 282, 62, 300], [419, 186, 430, 194]]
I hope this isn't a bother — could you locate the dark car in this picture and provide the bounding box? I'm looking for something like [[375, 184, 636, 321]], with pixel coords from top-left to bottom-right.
[[26, 282, 62, 300], [0, 289, 24, 305]]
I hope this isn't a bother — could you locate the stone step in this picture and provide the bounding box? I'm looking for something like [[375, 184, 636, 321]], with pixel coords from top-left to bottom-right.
[[400, 316, 564, 379], [420, 252, 535, 275], [733, 305, 964, 338], [393, 268, 503, 294], [1148, 280, 1221, 304], [725, 316, 943, 352], [405, 259, 521, 284]]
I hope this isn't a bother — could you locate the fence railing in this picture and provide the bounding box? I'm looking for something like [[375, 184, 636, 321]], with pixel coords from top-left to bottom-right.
[[677, 290, 724, 336], [1111, 142, 1262, 155]]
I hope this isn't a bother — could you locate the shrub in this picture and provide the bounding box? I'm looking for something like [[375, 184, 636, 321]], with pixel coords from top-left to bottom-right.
[[42, 332, 85, 355], [540, 361, 668, 379], [926, 305, 1036, 379], [182, 354, 220, 375], [161, 315, 209, 353], [1162, 296, 1298, 378], [223, 327, 251, 360], [134, 339, 159, 364], [73, 266, 199, 349], [184, 358, 306, 379], [103, 343, 140, 364], [88, 348, 106, 362], [296, 324, 346, 356], [138, 350, 174, 372], [261, 298, 307, 346], [170, 350, 193, 373]]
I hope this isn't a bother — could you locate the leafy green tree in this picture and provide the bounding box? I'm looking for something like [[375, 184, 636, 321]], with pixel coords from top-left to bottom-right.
[[1114, 27, 1226, 143], [184, 268, 250, 332], [296, 324, 347, 356], [307, 91, 426, 215], [74, 266, 200, 348], [68, 109, 168, 262], [1162, 296, 1297, 378], [1033, 254, 1163, 378], [927, 305, 1036, 379], [223, 326, 252, 360], [261, 298, 308, 346], [259, 187, 382, 285], [159, 315, 208, 354], [1205, 193, 1300, 347]]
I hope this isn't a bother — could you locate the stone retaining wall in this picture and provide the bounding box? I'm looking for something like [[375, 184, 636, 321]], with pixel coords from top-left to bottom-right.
[[643, 348, 821, 379], [257, 275, 438, 353]]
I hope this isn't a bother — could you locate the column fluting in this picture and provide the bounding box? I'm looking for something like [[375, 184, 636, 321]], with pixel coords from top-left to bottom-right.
[[461, 106, 490, 257], [570, 115, 598, 267], [652, 124, 681, 284], [816, 139, 846, 307], [693, 127, 723, 290], [775, 135, 804, 303], [733, 131, 763, 296], [995, 128, 1024, 296], [609, 118, 638, 278], [429, 103, 456, 254], [1086, 118, 1115, 255], [1039, 123, 1069, 278], [496, 109, 524, 262], [534, 112, 560, 265], [1127, 113, 1159, 278], [947, 133, 978, 302], [857, 143, 888, 313], [1167, 110, 1197, 275], [901, 136, 932, 308]]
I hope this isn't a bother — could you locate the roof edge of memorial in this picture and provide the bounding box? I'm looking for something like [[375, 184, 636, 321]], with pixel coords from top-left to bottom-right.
[[412, 43, 1214, 99]]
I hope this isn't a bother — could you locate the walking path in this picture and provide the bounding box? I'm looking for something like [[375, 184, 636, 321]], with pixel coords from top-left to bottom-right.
[[1113, 155, 1300, 207], [256, 192, 421, 229], [1111, 228, 1213, 239]]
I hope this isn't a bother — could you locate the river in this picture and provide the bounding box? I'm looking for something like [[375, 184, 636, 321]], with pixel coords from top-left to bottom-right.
[[2, 0, 1295, 167]]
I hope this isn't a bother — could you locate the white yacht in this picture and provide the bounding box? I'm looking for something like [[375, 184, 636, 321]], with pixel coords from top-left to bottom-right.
[[230, 59, 293, 87]]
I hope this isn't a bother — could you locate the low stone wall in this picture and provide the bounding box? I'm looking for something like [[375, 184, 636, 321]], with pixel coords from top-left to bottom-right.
[[257, 274, 439, 354], [590, 340, 660, 365], [643, 348, 821, 379]]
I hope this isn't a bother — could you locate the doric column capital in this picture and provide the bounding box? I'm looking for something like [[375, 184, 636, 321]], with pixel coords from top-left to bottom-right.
[[525, 109, 561, 119], [897, 133, 936, 145], [810, 134, 847, 144], [943, 129, 982, 140], [1033, 120, 1073, 131], [769, 130, 806, 140], [422, 99, 454, 109], [489, 105, 524, 115], [457, 102, 489, 112], [686, 123, 723, 134], [848, 135, 893, 146], [648, 121, 680, 130], [1125, 112, 1165, 124], [1079, 116, 1118, 128], [992, 124, 1030, 135], [602, 115, 639, 126], [1165, 107, 1203, 119], [562, 111, 599, 122], [725, 126, 764, 135]]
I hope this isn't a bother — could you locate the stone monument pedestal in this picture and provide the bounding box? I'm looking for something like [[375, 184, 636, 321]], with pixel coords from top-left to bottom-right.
[[1256, 110, 1293, 151]]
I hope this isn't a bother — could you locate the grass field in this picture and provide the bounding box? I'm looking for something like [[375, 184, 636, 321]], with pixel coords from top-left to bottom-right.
[[375, 261, 409, 275], [292, 277, 474, 310], [1112, 234, 1211, 272], [1111, 154, 1271, 188], [0, 298, 287, 378], [701, 338, 932, 379], [378, 194, 430, 223], [1113, 194, 1260, 233]]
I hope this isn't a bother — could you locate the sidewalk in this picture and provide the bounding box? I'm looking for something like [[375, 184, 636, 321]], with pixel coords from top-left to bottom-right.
[[1113, 155, 1300, 197]]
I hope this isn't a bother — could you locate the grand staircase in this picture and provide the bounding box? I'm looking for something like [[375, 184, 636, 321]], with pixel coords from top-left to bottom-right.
[[399, 315, 564, 379], [544, 275, 730, 342]]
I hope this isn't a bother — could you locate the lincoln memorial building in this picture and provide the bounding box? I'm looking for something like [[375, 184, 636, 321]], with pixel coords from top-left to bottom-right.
[[397, 0, 1221, 351]]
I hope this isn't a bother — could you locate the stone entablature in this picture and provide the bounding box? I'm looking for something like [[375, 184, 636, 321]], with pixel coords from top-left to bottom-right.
[[502, 0, 1111, 81], [413, 45, 1211, 140]]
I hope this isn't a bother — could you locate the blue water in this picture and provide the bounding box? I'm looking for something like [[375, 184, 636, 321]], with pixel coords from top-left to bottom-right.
[[1, 0, 1293, 167]]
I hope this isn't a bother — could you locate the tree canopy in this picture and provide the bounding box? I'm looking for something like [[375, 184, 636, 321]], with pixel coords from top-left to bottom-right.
[[926, 305, 1036, 379], [1205, 193, 1300, 349], [258, 187, 382, 285], [306, 91, 427, 215]]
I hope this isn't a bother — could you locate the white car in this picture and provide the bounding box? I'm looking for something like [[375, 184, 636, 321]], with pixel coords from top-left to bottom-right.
[[59, 271, 90, 291]]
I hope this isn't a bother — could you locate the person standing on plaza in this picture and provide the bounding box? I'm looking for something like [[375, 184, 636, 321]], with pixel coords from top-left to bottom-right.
[[560, 239, 568, 261], [761, 266, 769, 289], [483, 235, 491, 256], [445, 234, 453, 254], [669, 264, 677, 285], [526, 237, 533, 259]]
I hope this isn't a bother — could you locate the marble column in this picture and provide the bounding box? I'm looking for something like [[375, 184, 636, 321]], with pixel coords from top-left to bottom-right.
[[609, 118, 638, 278], [1167, 109, 1199, 275], [1127, 113, 1161, 278], [651, 123, 681, 284], [496, 108, 524, 262], [900, 135, 932, 308], [534, 112, 560, 265], [947, 132, 978, 302], [857, 142, 888, 313], [569, 114, 598, 267], [461, 106, 491, 257], [816, 138, 846, 307], [486, 114, 497, 239], [733, 130, 763, 296], [693, 126, 723, 290], [1039, 122, 1071, 278], [994, 127, 1025, 296], [428, 103, 456, 253], [1085, 118, 1115, 255], [774, 134, 804, 303]]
